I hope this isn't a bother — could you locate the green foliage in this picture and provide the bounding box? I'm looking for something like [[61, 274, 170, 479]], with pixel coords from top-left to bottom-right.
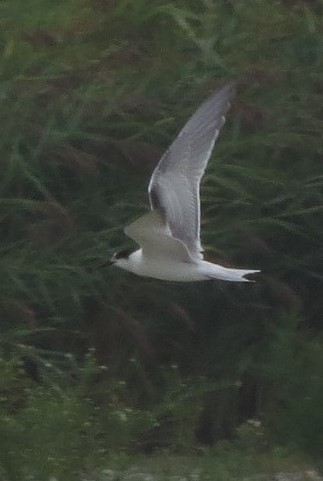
[[0, 352, 313, 480], [1, 0, 323, 476], [0, 352, 157, 479], [265, 329, 323, 456]]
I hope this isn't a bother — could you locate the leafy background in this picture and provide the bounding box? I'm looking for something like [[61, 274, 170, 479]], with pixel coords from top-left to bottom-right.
[[0, 0, 323, 479]]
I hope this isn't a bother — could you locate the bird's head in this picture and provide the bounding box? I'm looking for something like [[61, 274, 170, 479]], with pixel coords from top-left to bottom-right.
[[109, 247, 135, 271]]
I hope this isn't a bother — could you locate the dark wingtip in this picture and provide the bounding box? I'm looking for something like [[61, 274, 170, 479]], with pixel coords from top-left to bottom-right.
[[243, 270, 261, 282]]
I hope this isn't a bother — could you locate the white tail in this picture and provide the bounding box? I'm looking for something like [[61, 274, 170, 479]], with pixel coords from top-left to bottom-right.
[[203, 261, 260, 282]]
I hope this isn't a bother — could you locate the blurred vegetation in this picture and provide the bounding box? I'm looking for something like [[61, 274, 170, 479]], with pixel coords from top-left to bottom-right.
[[1, 0, 323, 478]]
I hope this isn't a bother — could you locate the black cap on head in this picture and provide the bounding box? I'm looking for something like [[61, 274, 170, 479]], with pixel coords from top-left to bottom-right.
[[114, 247, 133, 260]]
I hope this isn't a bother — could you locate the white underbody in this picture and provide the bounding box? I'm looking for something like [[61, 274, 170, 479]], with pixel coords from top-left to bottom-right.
[[114, 84, 260, 284], [115, 249, 258, 282]]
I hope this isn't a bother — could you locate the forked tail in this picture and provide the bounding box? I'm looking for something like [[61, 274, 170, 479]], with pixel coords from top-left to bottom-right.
[[204, 262, 261, 282]]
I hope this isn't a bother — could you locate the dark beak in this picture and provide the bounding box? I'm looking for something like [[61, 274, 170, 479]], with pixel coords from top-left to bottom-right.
[[89, 258, 114, 271]]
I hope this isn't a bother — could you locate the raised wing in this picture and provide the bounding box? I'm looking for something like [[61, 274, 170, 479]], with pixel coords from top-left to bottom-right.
[[124, 211, 194, 262], [148, 82, 236, 259]]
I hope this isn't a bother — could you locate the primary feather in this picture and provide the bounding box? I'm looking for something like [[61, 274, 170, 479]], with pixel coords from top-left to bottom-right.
[[148, 82, 236, 259]]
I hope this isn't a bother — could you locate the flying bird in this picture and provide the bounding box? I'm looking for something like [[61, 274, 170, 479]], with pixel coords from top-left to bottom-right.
[[109, 83, 260, 282]]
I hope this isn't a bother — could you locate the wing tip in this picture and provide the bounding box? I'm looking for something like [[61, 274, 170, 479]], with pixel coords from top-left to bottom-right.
[[215, 80, 238, 102]]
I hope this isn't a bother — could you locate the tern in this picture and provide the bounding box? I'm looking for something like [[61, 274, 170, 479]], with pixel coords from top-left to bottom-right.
[[109, 83, 260, 282]]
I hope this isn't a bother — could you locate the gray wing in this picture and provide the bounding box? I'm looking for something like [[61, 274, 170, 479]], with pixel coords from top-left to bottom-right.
[[148, 82, 236, 259], [124, 211, 194, 262]]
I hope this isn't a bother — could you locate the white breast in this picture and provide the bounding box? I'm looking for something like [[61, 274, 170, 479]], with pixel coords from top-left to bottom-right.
[[126, 249, 206, 282]]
